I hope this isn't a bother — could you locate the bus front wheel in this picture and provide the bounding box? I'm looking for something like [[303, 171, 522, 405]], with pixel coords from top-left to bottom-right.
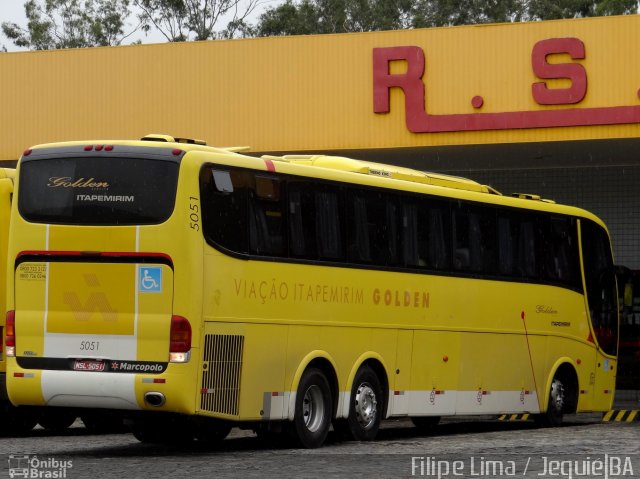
[[290, 368, 332, 448], [536, 377, 565, 427]]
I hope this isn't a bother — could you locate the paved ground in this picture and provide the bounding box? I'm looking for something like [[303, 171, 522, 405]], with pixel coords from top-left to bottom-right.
[[1, 414, 638, 479]]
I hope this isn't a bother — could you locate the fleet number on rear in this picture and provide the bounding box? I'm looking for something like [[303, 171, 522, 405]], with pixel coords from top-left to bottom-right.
[[80, 340, 100, 351]]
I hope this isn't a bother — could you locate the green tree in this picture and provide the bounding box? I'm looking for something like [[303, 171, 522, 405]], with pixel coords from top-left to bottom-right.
[[256, 0, 412, 36], [1, 0, 136, 50], [134, 0, 261, 41], [256, 0, 638, 35], [527, 0, 638, 19], [412, 0, 525, 28]]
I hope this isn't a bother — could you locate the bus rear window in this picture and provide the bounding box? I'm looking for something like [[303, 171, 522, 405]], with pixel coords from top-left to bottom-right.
[[18, 157, 179, 225]]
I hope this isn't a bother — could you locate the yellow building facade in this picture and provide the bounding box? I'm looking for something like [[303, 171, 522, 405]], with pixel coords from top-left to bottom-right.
[[0, 15, 639, 266]]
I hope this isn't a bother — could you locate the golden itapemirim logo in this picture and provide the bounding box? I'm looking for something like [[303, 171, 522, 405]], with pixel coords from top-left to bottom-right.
[[47, 177, 110, 188]]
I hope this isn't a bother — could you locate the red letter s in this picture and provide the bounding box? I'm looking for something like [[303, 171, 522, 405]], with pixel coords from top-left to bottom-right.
[[532, 38, 587, 105]]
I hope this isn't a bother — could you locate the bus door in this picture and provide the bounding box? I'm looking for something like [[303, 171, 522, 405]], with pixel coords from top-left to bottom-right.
[[580, 220, 618, 412]]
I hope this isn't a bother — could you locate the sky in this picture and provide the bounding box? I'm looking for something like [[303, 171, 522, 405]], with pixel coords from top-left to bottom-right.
[[1, 1, 159, 51], [0, 1, 268, 51]]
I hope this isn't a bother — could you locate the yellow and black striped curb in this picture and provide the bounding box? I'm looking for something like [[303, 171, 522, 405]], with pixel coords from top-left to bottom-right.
[[603, 410, 640, 422], [498, 413, 531, 421]]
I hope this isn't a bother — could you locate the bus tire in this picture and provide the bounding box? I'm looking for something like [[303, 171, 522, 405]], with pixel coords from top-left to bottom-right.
[[536, 376, 566, 427], [343, 366, 383, 441], [290, 367, 332, 448]]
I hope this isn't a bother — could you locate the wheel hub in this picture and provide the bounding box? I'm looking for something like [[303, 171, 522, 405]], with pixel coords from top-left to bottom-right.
[[550, 378, 565, 412], [302, 385, 325, 432], [354, 383, 377, 430]]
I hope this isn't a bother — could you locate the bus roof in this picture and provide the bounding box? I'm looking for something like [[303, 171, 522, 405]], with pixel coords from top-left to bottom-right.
[[23, 135, 606, 230], [261, 154, 501, 195]]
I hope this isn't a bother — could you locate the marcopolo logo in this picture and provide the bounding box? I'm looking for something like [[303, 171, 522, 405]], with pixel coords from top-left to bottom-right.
[[8, 455, 72, 478], [109, 360, 167, 373]]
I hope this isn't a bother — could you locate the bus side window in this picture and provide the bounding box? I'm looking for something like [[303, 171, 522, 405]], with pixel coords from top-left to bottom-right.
[[453, 204, 496, 274], [427, 203, 450, 270], [539, 216, 581, 288], [384, 199, 399, 266], [288, 183, 318, 259], [201, 168, 249, 254], [517, 219, 536, 278], [402, 203, 420, 267], [498, 216, 515, 275], [348, 194, 371, 262], [249, 176, 285, 256], [347, 190, 399, 266], [315, 187, 344, 260]]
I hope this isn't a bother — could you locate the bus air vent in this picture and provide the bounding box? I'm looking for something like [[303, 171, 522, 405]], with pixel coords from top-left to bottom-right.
[[140, 134, 207, 145], [141, 134, 175, 142], [201, 334, 245, 416], [511, 193, 556, 203]]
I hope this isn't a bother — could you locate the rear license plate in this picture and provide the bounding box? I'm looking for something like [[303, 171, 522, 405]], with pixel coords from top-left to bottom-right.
[[73, 360, 105, 372]]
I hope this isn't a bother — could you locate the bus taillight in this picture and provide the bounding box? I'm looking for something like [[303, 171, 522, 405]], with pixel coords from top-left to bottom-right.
[[6, 310, 15, 357], [169, 315, 191, 363]]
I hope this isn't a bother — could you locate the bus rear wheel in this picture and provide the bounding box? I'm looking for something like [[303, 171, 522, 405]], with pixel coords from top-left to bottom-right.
[[290, 368, 332, 448], [341, 366, 383, 441]]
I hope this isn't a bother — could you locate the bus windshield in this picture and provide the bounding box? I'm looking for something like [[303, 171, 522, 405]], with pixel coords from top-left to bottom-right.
[[18, 156, 179, 225]]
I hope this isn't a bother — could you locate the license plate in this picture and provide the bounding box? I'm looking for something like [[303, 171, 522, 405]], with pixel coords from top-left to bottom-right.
[[73, 360, 105, 372]]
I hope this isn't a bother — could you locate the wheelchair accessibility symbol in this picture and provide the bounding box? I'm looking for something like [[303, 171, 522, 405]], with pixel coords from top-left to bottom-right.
[[139, 267, 162, 293]]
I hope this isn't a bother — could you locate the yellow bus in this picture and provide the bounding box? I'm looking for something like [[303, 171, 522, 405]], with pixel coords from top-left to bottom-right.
[[6, 135, 618, 447]]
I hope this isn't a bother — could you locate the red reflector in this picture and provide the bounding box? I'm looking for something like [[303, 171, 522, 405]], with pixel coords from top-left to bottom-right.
[[172, 149, 182, 156], [23, 149, 32, 156], [14, 372, 25, 378], [154, 378, 166, 384], [170, 315, 191, 353], [105, 145, 114, 151], [84, 145, 93, 151], [6, 310, 15, 347], [95, 145, 104, 151]]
